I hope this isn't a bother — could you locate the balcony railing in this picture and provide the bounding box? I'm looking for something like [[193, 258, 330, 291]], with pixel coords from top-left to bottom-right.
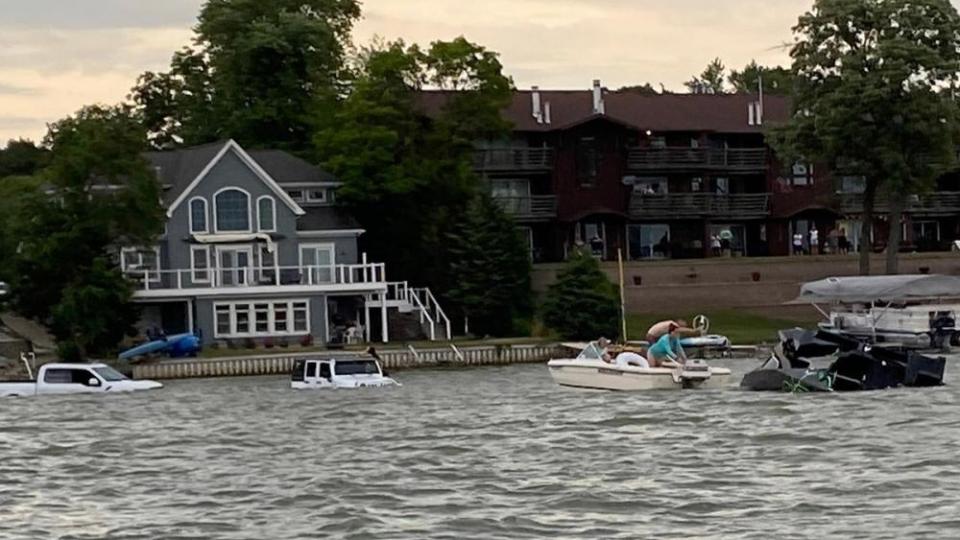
[[837, 191, 960, 216], [630, 192, 771, 219], [492, 195, 558, 221], [473, 147, 554, 171], [126, 263, 387, 295], [627, 147, 768, 171]]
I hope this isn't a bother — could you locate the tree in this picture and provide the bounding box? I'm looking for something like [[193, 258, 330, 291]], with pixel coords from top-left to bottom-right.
[[315, 37, 513, 308], [447, 193, 532, 336], [541, 252, 620, 341], [685, 58, 727, 94], [772, 0, 960, 275], [131, 0, 361, 151], [729, 61, 792, 95], [8, 105, 163, 359], [0, 139, 48, 179], [617, 83, 661, 95]]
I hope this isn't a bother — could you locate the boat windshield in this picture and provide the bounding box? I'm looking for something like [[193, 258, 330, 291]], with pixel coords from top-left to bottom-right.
[[334, 360, 380, 376], [93, 366, 128, 382], [576, 343, 606, 361]]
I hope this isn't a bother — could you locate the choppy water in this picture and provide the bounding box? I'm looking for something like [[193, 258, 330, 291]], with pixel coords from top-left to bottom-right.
[[2, 359, 960, 539]]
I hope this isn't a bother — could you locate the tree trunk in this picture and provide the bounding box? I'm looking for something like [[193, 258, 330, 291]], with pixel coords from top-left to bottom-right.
[[859, 182, 877, 276], [885, 195, 904, 275]]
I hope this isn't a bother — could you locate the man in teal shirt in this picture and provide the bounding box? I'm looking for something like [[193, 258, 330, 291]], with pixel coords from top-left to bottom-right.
[[647, 323, 687, 367]]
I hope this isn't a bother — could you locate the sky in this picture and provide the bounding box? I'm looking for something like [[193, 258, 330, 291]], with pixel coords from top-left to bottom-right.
[[1, 0, 956, 144]]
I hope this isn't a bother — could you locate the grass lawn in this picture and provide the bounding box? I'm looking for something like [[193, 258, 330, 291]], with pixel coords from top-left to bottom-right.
[[626, 310, 820, 345]]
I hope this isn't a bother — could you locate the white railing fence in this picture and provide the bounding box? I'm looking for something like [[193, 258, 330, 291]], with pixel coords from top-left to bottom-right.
[[127, 262, 387, 291]]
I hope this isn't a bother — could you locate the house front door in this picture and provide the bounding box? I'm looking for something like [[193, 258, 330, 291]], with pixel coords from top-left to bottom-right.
[[216, 246, 253, 287]]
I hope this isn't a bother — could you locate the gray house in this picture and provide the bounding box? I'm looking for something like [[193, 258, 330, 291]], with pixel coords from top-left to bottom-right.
[[121, 140, 449, 346]]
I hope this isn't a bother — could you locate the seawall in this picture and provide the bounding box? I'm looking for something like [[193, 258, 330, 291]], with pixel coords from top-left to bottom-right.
[[532, 253, 960, 318], [132, 343, 566, 380]]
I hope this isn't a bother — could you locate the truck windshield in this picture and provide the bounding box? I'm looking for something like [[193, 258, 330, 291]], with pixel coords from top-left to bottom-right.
[[334, 360, 380, 376], [93, 366, 128, 382]]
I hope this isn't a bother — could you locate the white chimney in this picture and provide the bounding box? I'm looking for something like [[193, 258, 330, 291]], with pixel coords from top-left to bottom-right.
[[531, 86, 543, 124], [747, 101, 763, 126], [592, 79, 605, 114], [544, 101, 552, 124], [748, 103, 756, 126]]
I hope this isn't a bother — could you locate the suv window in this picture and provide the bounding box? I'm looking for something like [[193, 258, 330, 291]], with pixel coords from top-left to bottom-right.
[[291, 360, 306, 382], [319, 363, 331, 379], [305, 362, 317, 378]]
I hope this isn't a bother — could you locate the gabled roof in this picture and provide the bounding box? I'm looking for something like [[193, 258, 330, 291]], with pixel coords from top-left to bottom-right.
[[416, 89, 790, 134], [246, 150, 339, 185], [146, 140, 308, 218]]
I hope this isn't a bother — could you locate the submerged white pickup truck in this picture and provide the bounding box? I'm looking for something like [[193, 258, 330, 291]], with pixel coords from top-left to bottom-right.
[[0, 356, 163, 397]]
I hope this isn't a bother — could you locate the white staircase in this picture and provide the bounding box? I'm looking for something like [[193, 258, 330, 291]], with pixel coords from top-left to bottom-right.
[[368, 282, 452, 341]]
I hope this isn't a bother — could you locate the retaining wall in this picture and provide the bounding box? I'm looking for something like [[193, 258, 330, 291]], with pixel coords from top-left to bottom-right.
[[132, 343, 566, 380]]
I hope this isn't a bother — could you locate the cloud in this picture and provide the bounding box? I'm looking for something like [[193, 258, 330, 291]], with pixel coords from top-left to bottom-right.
[[0, 82, 38, 96], [0, 0, 204, 30]]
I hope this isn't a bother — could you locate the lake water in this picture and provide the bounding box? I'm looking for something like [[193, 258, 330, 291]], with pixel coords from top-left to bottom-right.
[[2, 359, 960, 539]]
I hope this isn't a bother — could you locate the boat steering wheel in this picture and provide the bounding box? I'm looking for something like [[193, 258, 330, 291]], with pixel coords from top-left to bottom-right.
[[693, 314, 710, 335]]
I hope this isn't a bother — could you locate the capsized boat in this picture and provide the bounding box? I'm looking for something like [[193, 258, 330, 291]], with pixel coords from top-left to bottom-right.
[[548, 342, 732, 391], [741, 328, 947, 392]]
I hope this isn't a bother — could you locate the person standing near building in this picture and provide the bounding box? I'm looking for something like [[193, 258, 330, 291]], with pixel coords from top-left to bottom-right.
[[809, 226, 820, 255], [710, 235, 721, 257], [838, 227, 849, 255], [793, 231, 804, 255]]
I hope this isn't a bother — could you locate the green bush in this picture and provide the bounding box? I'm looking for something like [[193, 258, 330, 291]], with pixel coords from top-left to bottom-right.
[[541, 252, 620, 340]]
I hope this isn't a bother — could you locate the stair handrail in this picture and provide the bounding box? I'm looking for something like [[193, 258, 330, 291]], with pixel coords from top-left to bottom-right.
[[422, 288, 452, 340], [406, 289, 436, 341]]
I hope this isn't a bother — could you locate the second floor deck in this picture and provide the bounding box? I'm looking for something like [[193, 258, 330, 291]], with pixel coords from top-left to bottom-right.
[[627, 147, 768, 172], [837, 191, 960, 216], [128, 262, 387, 299], [473, 147, 555, 172], [629, 192, 771, 220], [492, 195, 558, 222]]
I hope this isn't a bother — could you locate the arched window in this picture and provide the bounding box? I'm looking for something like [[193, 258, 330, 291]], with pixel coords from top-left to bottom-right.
[[257, 196, 276, 232], [215, 188, 250, 232], [189, 197, 208, 233]]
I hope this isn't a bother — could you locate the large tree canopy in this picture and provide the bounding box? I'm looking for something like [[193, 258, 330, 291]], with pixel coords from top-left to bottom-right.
[[131, 0, 361, 151], [0, 139, 49, 180], [729, 61, 792, 95], [773, 0, 960, 275], [315, 37, 513, 310], [7, 105, 163, 359]]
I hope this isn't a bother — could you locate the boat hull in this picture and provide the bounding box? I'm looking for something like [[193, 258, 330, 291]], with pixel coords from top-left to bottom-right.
[[548, 360, 731, 391]]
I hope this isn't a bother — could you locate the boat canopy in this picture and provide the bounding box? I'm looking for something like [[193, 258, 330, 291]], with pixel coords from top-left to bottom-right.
[[788, 274, 960, 304]]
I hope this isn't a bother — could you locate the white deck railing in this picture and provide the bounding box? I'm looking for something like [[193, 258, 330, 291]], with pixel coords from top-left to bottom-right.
[[127, 262, 387, 292]]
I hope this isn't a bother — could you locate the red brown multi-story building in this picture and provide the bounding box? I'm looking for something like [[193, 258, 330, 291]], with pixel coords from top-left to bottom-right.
[[424, 81, 960, 262]]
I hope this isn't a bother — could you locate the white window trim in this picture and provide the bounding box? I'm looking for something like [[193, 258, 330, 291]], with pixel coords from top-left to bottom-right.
[[212, 299, 311, 339], [213, 187, 253, 233], [306, 189, 327, 203], [299, 243, 337, 284], [257, 195, 277, 232], [190, 245, 211, 284], [214, 244, 254, 286], [189, 197, 209, 234], [256, 245, 277, 282]]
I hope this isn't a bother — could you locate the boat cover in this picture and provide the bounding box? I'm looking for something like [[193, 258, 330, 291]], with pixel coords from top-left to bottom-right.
[[788, 274, 960, 304]]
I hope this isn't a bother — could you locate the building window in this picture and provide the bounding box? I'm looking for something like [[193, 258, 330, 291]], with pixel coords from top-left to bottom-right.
[[189, 198, 208, 233], [306, 189, 327, 203], [839, 176, 866, 194], [191, 246, 210, 283], [300, 243, 336, 284], [120, 247, 160, 282], [287, 190, 305, 202], [791, 163, 814, 186], [257, 196, 276, 232], [257, 245, 277, 283], [628, 224, 670, 260], [213, 300, 311, 338], [576, 137, 599, 186], [215, 188, 251, 232]]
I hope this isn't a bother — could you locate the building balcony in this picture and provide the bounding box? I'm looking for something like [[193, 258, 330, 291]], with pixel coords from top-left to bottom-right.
[[493, 195, 558, 222], [127, 263, 387, 299], [473, 147, 554, 172], [629, 192, 770, 220], [837, 191, 960, 216], [626, 147, 768, 172]]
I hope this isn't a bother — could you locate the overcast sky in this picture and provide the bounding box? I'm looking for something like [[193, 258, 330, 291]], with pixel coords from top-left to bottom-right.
[[2, 0, 956, 144]]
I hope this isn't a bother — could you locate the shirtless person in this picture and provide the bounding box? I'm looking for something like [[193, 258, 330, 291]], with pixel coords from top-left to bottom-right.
[[646, 318, 698, 343]]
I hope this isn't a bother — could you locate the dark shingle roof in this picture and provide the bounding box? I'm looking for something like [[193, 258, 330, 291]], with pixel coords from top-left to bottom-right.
[[296, 207, 361, 231], [144, 142, 339, 206], [417, 90, 789, 134]]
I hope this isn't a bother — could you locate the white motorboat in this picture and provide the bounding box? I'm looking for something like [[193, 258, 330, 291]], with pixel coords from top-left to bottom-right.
[[547, 343, 732, 391]]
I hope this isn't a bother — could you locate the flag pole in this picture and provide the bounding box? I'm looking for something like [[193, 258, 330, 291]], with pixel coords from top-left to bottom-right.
[[618, 248, 627, 342]]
